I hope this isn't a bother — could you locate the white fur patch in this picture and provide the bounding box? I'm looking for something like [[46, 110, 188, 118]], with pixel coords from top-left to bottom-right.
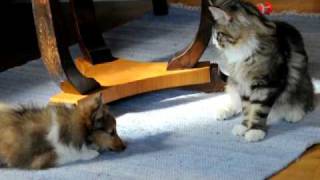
[[223, 35, 258, 63], [212, 30, 222, 49], [47, 109, 99, 165], [232, 124, 248, 136], [212, 93, 241, 121], [244, 129, 266, 142]]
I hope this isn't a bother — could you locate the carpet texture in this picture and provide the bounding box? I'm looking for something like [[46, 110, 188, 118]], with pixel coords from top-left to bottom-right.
[[0, 7, 320, 180]]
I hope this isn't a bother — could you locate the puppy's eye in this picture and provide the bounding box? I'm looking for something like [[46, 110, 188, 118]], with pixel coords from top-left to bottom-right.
[[109, 129, 116, 136]]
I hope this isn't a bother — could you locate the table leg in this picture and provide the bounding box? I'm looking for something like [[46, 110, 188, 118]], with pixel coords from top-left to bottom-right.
[[32, 0, 100, 94], [152, 0, 169, 16], [70, 0, 115, 64], [167, 0, 212, 70]]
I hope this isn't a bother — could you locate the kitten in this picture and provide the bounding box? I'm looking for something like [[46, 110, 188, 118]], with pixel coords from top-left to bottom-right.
[[0, 93, 126, 169], [208, 0, 314, 142]]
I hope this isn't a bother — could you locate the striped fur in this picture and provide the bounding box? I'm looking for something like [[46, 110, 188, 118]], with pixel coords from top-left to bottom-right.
[[209, 0, 314, 142]]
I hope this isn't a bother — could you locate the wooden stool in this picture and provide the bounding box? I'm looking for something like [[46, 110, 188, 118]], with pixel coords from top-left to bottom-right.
[[31, 0, 222, 104]]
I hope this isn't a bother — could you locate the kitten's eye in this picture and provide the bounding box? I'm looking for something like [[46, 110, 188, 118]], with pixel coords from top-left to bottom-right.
[[217, 32, 225, 39]]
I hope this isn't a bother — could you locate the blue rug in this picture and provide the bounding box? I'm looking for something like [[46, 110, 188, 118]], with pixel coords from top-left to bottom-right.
[[0, 7, 320, 180]]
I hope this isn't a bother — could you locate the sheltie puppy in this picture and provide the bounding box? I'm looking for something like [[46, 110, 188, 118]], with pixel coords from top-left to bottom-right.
[[0, 93, 126, 169]]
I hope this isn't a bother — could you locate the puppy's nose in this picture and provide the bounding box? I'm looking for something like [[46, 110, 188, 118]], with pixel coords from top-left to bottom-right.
[[120, 144, 127, 151], [116, 143, 127, 152], [109, 144, 126, 152]]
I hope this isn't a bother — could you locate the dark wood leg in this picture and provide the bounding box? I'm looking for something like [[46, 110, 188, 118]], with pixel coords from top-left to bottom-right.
[[152, 0, 169, 16], [167, 0, 212, 70], [32, 0, 100, 94], [70, 0, 116, 64], [182, 63, 226, 93]]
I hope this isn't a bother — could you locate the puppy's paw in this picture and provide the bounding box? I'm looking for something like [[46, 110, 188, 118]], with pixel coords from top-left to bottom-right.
[[232, 124, 248, 136], [0, 159, 7, 167], [88, 143, 100, 151], [244, 129, 266, 142], [81, 149, 99, 160]]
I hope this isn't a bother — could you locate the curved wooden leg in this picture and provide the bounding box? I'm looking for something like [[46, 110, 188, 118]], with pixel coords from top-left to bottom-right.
[[32, 0, 100, 94], [152, 0, 169, 16], [182, 63, 226, 93], [167, 0, 212, 70], [70, 0, 115, 64]]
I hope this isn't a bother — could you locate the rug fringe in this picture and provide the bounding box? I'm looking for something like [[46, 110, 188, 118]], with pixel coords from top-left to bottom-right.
[[170, 3, 200, 11]]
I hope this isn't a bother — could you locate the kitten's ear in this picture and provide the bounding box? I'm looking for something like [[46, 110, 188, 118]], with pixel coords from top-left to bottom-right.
[[208, 6, 231, 25]]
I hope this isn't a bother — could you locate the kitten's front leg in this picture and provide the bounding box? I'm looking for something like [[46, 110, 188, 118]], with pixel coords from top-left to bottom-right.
[[233, 85, 278, 142], [232, 96, 251, 136], [214, 82, 242, 121]]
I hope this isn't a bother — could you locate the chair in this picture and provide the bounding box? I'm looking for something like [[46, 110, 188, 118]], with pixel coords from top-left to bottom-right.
[[31, 0, 223, 104]]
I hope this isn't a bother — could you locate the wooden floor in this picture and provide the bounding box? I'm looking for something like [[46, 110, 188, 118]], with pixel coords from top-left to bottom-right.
[[271, 145, 320, 180]]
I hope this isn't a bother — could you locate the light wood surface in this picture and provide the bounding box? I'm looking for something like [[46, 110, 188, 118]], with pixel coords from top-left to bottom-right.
[[50, 58, 211, 104], [271, 144, 320, 179]]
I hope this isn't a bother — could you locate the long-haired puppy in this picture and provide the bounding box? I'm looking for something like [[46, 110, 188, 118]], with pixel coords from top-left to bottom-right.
[[0, 93, 126, 169]]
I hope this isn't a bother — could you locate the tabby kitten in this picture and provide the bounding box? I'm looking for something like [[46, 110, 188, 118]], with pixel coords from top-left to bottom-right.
[[209, 0, 314, 142]]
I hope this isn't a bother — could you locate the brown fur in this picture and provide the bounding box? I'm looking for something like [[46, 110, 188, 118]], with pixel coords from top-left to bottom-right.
[[0, 93, 126, 169]]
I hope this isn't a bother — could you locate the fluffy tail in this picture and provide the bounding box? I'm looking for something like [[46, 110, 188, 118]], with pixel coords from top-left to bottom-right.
[[0, 103, 12, 112]]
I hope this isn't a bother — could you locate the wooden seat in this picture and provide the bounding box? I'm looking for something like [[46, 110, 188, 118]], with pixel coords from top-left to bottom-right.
[[51, 58, 211, 104]]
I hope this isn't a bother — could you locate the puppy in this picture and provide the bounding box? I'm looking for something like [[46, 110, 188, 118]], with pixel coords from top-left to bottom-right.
[[0, 93, 126, 169]]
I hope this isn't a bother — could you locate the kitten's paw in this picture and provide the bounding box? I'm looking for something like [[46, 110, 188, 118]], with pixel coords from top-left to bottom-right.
[[244, 129, 266, 142], [212, 94, 241, 121], [88, 143, 100, 150], [284, 109, 305, 123], [232, 124, 248, 136], [215, 108, 239, 121]]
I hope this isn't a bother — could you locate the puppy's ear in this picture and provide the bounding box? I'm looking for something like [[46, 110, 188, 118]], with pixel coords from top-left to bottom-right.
[[91, 93, 105, 130], [208, 6, 231, 25], [78, 93, 104, 125], [79, 92, 102, 109]]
